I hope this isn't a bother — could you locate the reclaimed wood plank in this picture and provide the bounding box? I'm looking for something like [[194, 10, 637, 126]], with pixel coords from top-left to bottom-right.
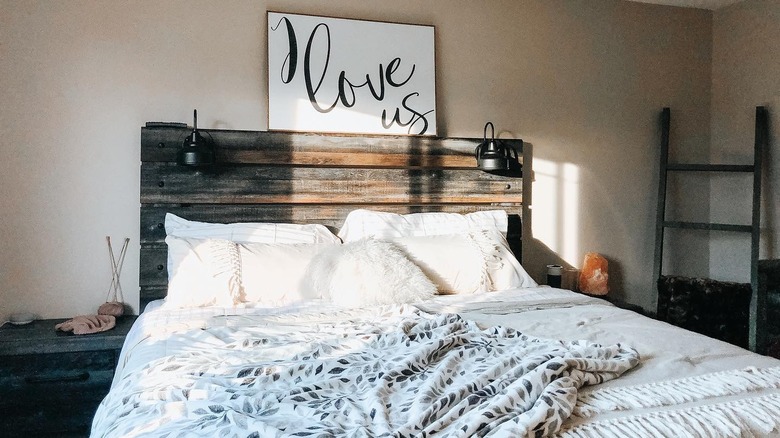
[[141, 164, 522, 204], [141, 126, 523, 168]]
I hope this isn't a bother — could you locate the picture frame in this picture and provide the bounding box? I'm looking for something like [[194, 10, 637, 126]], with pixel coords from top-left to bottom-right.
[[267, 12, 436, 136]]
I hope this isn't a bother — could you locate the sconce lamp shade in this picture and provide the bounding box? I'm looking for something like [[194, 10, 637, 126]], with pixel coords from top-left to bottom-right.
[[177, 109, 215, 167], [475, 122, 518, 172]]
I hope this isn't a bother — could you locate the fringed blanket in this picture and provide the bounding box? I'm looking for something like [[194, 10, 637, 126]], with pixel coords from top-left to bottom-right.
[[92, 309, 639, 437], [560, 366, 780, 437]]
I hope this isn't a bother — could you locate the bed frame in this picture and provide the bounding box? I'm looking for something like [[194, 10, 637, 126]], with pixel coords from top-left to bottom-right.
[[139, 125, 525, 310]]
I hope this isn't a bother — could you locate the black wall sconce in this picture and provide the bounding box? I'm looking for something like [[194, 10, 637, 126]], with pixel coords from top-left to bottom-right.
[[475, 122, 519, 172], [177, 109, 216, 168]]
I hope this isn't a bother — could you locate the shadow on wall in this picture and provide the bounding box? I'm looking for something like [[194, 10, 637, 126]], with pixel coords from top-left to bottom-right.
[[522, 142, 626, 301], [523, 142, 579, 279], [524, 238, 628, 302]]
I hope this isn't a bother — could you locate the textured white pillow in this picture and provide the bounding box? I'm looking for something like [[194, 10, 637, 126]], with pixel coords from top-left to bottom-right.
[[165, 213, 341, 244], [164, 235, 339, 308], [390, 229, 537, 294], [164, 235, 241, 308], [303, 239, 436, 308], [337, 209, 509, 241], [164, 213, 341, 284], [238, 242, 337, 305]]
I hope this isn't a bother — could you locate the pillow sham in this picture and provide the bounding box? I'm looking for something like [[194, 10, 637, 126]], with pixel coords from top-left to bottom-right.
[[389, 229, 537, 294], [165, 213, 341, 244], [164, 235, 339, 308], [164, 235, 241, 308], [302, 239, 436, 308], [337, 209, 509, 242]]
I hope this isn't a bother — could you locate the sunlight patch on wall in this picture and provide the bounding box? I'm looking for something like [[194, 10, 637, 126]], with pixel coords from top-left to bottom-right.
[[532, 158, 581, 267]]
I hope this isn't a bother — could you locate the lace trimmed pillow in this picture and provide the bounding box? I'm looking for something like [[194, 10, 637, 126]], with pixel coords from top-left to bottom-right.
[[389, 229, 537, 294], [163, 214, 342, 295], [303, 239, 436, 308], [164, 235, 339, 308]]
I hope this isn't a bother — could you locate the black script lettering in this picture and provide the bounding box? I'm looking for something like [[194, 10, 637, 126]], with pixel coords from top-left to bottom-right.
[[337, 72, 357, 108], [336, 65, 387, 107], [386, 58, 415, 88], [270, 17, 297, 84], [402, 94, 434, 135], [381, 93, 433, 135], [304, 23, 339, 113], [366, 65, 386, 101]]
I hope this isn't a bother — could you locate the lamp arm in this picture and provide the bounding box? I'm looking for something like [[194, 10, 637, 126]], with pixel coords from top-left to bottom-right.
[[483, 121, 495, 143]]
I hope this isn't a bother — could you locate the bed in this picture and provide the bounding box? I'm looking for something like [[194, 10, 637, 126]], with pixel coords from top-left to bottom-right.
[[91, 126, 780, 437]]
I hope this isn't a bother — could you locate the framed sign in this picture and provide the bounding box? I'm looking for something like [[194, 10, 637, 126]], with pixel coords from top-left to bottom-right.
[[268, 12, 436, 136]]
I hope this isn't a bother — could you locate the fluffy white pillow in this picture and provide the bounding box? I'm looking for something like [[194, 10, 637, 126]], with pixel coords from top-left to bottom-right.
[[303, 239, 436, 308], [390, 229, 537, 294], [164, 235, 241, 308], [337, 209, 509, 241], [165, 213, 341, 244]]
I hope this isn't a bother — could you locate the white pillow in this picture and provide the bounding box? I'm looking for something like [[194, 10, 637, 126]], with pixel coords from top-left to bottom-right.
[[164, 235, 339, 308], [165, 213, 341, 244], [337, 209, 509, 241], [238, 242, 337, 305], [164, 235, 241, 308], [390, 229, 537, 294], [303, 239, 436, 308]]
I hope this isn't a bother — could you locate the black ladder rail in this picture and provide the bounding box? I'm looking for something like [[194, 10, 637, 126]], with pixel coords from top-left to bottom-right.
[[652, 108, 671, 305], [750, 106, 768, 353], [653, 106, 768, 353]]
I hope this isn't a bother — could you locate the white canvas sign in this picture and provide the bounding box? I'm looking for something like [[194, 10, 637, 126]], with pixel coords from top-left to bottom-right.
[[268, 12, 436, 136]]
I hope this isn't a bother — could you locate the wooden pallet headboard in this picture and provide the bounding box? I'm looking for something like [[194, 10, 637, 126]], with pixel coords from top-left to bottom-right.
[[139, 126, 525, 310]]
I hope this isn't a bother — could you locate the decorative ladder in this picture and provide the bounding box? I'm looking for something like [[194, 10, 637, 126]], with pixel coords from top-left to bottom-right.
[[653, 106, 769, 353]]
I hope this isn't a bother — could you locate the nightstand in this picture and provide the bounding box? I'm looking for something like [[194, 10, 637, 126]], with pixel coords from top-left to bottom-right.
[[0, 315, 136, 437]]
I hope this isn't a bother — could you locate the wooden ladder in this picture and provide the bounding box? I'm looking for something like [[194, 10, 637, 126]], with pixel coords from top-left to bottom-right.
[[653, 106, 769, 353]]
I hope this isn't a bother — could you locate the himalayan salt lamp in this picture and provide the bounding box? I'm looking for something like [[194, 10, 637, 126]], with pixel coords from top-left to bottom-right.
[[579, 252, 609, 295]]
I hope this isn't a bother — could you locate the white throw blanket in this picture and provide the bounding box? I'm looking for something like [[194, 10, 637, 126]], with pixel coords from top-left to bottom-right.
[[92, 307, 639, 437]]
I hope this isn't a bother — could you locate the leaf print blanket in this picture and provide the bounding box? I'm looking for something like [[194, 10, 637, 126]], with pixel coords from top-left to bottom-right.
[[92, 307, 639, 437]]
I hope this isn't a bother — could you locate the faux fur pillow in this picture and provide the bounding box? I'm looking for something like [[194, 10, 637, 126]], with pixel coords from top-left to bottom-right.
[[303, 239, 436, 308]]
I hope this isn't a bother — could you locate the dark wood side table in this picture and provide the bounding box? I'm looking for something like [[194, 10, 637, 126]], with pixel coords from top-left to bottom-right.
[[0, 315, 136, 437], [657, 276, 752, 349]]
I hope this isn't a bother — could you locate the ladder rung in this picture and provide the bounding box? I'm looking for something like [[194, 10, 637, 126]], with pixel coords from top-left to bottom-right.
[[666, 163, 754, 172], [662, 221, 753, 232]]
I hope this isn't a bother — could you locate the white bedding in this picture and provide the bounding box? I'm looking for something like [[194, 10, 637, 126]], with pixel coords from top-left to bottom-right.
[[96, 288, 780, 437]]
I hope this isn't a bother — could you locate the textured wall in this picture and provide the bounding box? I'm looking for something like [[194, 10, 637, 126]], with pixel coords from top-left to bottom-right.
[[0, 0, 712, 321], [710, 0, 780, 282]]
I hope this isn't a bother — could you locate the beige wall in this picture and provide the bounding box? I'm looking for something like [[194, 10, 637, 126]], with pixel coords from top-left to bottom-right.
[[0, 0, 713, 322], [710, 0, 780, 282]]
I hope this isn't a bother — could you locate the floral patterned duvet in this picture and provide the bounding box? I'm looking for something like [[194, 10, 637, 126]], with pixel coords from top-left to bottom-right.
[[91, 305, 638, 437]]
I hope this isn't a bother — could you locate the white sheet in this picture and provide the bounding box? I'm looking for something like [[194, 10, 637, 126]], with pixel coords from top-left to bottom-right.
[[106, 287, 780, 436]]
